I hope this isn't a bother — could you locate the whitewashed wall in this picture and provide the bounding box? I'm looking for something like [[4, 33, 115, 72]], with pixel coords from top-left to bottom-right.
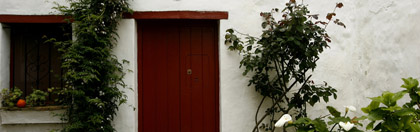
[[1, 0, 420, 132]]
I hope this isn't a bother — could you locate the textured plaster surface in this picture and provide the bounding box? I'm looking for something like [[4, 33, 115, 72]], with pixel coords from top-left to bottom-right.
[[0, 0, 67, 15], [0, 23, 10, 91], [0, 23, 8, 132], [1, 0, 420, 132], [113, 19, 138, 132], [1, 110, 65, 124], [1, 124, 63, 132]]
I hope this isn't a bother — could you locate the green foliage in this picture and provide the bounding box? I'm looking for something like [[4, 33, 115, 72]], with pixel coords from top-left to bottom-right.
[[327, 106, 341, 117], [292, 117, 329, 132], [361, 77, 420, 132], [26, 89, 49, 106], [53, 0, 132, 131], [225, 1, 344, 131], [0, 88, 23, 107], [293, 77, 420, 132], [48, 87, 66, 105], [290, 106, 363, 132]]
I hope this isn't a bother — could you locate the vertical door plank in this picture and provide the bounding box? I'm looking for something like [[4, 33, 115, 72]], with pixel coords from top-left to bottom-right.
[[155, 26, 168, 132], [180, 27, 192, 132], [142, 26, 159, 132], [137, 23, 143, 132], [190, 27, 204, 132], [202, 27, 216, 132], [166, 26, 181, 132], [214, 24, 221, 132]]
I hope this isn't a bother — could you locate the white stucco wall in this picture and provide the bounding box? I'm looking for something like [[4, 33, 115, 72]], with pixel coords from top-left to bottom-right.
[[0, 23, 10, 91], [0, 22, 8, 132], [1, 0, 420, 132], [0, 0, 67, 15], [113, 19, 138, 132]]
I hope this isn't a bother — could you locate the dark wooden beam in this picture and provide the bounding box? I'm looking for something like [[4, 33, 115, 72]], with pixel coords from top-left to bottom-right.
[[124, 11, 228, 19], [0, 11, 229, 23], [0, 15, 69, 23]]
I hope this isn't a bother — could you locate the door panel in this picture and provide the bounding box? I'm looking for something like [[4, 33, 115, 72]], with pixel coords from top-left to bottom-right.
[[190, 27, 204, 132], [180, 27, 192, 132], [142, 26, 181, 132], [139, 20, 219, 132], [202, 27, 216, 132], [166, 27, 181, 131]]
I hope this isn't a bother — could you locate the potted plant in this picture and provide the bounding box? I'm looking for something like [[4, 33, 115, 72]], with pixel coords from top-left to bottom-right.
[[0, 88, 23, 107]]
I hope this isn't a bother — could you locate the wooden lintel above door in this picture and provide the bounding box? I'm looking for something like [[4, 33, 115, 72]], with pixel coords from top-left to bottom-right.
[[124, 11, 228, 20], [0, 11, 228, 23]]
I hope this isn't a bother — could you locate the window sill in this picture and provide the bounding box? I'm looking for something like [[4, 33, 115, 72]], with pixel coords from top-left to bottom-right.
[[0, 106, 67, 125], [0, 105, 67, 111]]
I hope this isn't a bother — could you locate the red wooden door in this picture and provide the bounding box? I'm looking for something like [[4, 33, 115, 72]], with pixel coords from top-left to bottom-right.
[[138, 20, 219, 132]]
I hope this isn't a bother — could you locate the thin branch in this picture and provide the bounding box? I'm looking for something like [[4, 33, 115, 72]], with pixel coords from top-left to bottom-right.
[[296, 75, 313, 94], [252, 78, 303, 131], [276, 101, 286, 112], [286, 79, 299, 92], [253, 111, 271, 132], [252, 67, 313, 131], [270, 98, 276, 132], [324, 7, 337, 29], [233, 29, 260, 40], [319, 114, 331, 119], [273, 58, 287, 91], [255, 96, 267, 132]]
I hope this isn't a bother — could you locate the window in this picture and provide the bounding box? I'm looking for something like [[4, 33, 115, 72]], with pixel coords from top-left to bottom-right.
[[9, 23, 71, 104]]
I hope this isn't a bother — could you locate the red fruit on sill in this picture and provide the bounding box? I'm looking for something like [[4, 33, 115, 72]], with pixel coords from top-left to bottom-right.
[[16, 99, 26, 108]]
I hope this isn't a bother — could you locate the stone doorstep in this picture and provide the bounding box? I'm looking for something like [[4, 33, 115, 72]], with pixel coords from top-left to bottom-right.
[[0, 106, 67, 125]]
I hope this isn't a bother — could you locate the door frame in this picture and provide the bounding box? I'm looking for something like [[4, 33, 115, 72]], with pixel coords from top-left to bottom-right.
[[136, 11, 227, 132]]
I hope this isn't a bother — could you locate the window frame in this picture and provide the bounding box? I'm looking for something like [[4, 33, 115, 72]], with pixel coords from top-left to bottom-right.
[[9, 23, 70, 100], [0, 15, 69, 106]]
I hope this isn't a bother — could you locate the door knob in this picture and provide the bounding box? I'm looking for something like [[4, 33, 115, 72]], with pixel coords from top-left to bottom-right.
[[187, 69, 192, 75]]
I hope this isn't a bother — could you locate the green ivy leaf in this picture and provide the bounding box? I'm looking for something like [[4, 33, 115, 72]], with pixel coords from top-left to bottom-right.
[[226, 28, 234, 34], [382, 105, 402, 111], [309, 96, 319, 106], [322, 96, 329, 102], [366, 109, 385, 121], [261, 22, 268, 28], [362, 101, 380, 113], [409, 123, 420, 131], [247, 46, 252, 51], [294, 117, 312, 124], [224, 34, 231, 40], [393, 91, 407, 102], [353, 116, 367, 121], [373, 122, 382, 131], [326, 106, 341, 117], [394, 108, 415, 116], [401, 116, 414, 130], [328, 117, 350, 125], [366, 121, 375, 130], [401, 77, 419, 90], [381, 91, 396, 107], [311, 118, 328, 132]]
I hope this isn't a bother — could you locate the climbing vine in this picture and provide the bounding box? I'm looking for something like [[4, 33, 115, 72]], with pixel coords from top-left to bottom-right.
[[53, 0, 132, 131], [225, 0, 345, 131]]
